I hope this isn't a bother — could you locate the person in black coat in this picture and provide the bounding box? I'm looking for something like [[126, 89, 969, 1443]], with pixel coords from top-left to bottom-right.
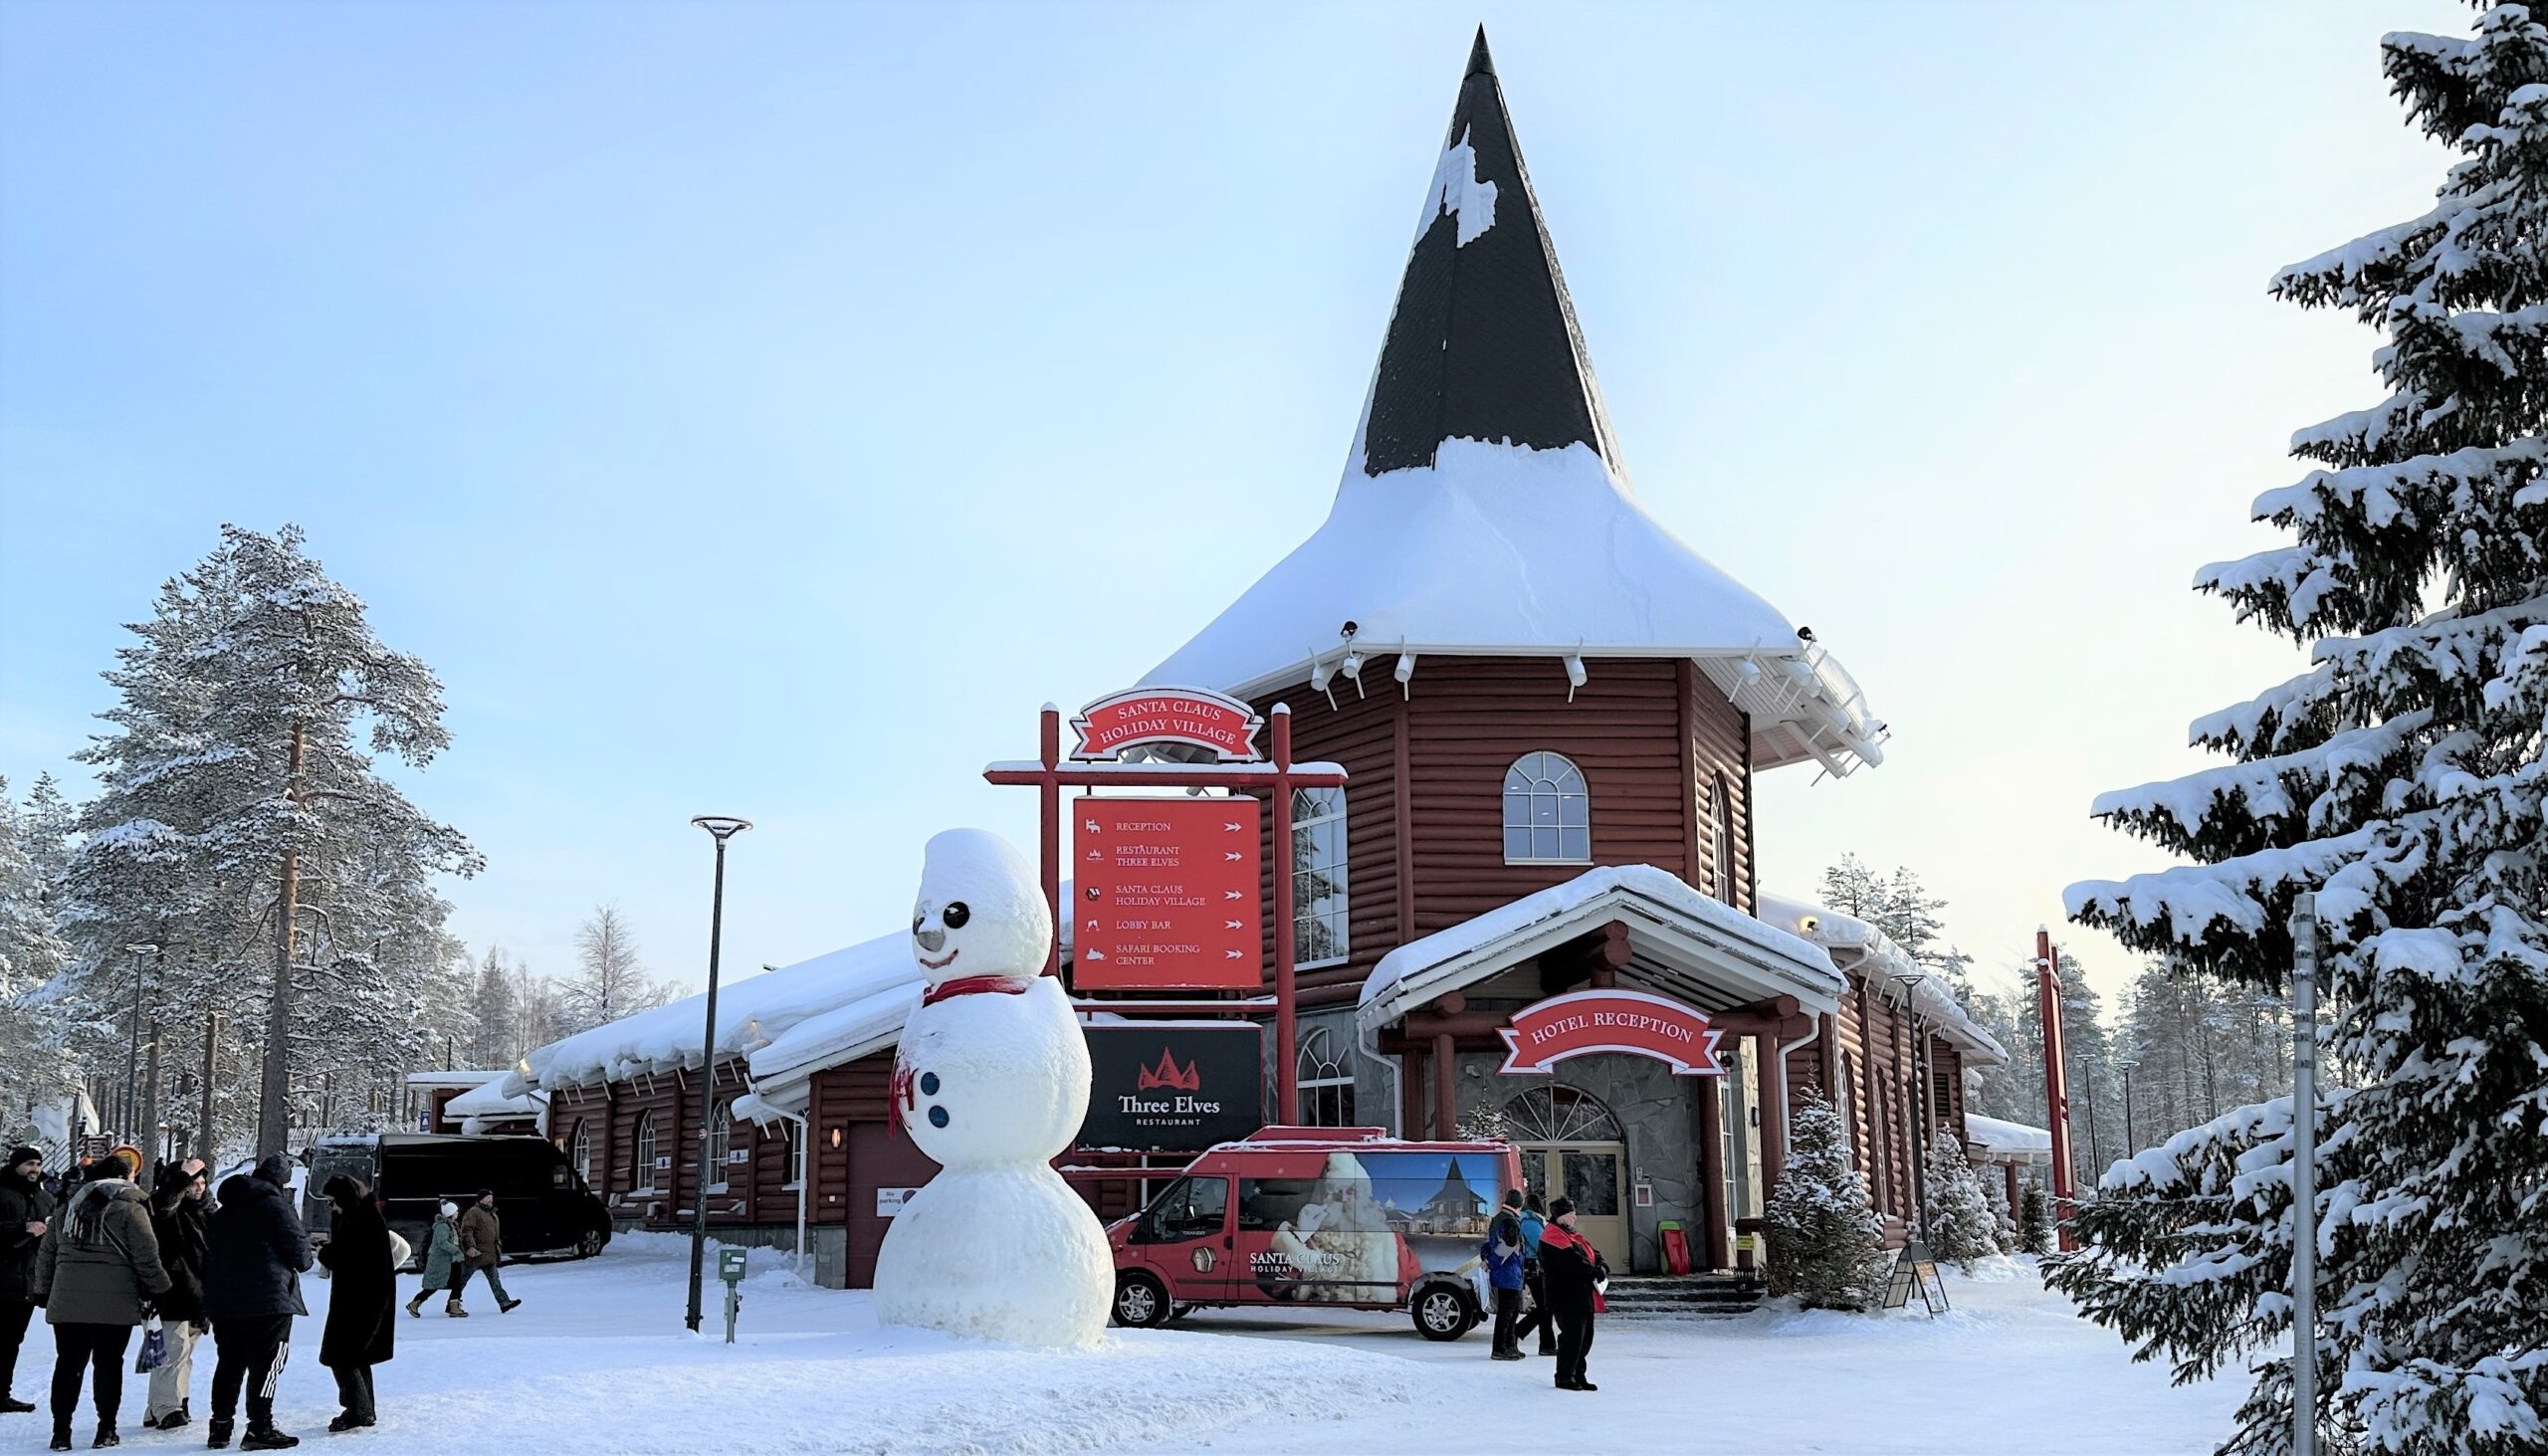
[[142, 1160, 211, 1432], [1, 1145, 58, 1416], [202, 1156, 312, 1451], [1537, 1196, 1608, 1393], [314, 1175, 393, 1433]]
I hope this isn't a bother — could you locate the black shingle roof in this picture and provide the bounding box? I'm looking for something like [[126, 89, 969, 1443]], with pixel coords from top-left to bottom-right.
[[1359, 28, 1620, 477]]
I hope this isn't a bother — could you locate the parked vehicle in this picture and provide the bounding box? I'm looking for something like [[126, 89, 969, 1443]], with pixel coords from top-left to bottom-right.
[[1106, 1127, 1522, 1341], [300, 1135, 609, 1265]]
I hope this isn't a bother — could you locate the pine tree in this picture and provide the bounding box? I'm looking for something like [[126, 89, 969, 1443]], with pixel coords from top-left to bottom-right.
[[65, 524, 480, 1153], [560, 905, 670, 1032], [2018, 1183, 2053, 1256], [0, 777, 77, 1130], [468, 948, 521, 1068], [2059, 11, 2548, 1450], [1981, 1168, 2020, 1255], [1920, 1131, 1999, 1270], [1763, 1089, 1885, 1309], [1817, 855, 1888, 921]]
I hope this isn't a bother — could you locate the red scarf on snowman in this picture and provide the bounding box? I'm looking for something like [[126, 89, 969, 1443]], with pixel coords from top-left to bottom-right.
[[889, 973, 1039, 1134]]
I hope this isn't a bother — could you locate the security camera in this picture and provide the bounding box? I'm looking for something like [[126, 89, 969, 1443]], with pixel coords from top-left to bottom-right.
[[1797, 626, 1815, 642], [1340, 621, 1359, 638]]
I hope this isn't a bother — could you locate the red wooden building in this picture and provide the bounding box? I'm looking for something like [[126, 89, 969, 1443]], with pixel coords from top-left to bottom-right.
[[503, 30, 2000, 1287]]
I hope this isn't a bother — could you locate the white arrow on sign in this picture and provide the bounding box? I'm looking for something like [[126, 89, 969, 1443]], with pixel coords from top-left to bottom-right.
[[1223, 851, 1242, 861], [1224, 949, 1244, 959], [1224, 822, 1243, 832], [1224, 919, 1243, 930], [1224, 891, 1243, 900]]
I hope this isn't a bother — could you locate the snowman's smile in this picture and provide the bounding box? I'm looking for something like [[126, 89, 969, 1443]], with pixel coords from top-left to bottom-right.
[[918, 947, 960, 971]]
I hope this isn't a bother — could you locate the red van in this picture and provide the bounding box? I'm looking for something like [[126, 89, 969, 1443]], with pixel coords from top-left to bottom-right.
[[1106, 1127, 1524, 1341]]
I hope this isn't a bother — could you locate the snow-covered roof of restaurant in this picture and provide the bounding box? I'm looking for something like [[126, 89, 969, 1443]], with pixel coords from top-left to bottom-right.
[[1359, 864, 1847, 1028], [402, 1069, 510, 1092], [1142, 34, 1883, 778], [1965, 1114, 2052, 1164], [445, 1076, 542, 1134], [1755, 890, 2008, 1067]]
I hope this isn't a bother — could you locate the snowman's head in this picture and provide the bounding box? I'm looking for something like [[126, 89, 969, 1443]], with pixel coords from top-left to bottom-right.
[[911, 828, 1050, 985]]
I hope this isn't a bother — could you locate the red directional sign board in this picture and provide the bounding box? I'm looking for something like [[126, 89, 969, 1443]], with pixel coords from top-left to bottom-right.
[[1074, 796, 1262, 990]]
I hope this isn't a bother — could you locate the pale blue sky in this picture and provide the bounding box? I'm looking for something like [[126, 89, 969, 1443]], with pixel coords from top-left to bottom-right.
[[0, 1, 2464, 1008]]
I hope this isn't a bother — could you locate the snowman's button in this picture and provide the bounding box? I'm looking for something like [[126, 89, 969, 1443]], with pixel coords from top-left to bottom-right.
[[927, 1106, 951, 1129], [920, 1072, 941, 1096]]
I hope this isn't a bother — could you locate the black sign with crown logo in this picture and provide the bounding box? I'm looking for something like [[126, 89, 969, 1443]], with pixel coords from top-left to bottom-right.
[[1078, 1024, 1264, 1152]]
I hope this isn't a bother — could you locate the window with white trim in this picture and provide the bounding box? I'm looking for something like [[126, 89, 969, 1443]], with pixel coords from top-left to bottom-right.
[[568, 1121, 589, 1184], [1710, 773, 1737, 903], [1297, 1027, 1357, 1128], [1503, 751, 1590, 863], [1292, 787, 1349, 967], [782, 1119, 805, 1190], [631, 1112, 659, 1194], [708, 1102, 733, 1191]]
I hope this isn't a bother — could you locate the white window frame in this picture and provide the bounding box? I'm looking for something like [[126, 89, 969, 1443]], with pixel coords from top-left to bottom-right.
[[1291, 786, 1350, 969], [1710, 773, 1737, 903], [1297, 1026, 1357, 1128], [781, 1119, 805, 1191], [707, 1102, 732, 1192], [630, 1112, 659, 1194], [1503, 751, 1592, 865], [569, 1121, 589, 1184]]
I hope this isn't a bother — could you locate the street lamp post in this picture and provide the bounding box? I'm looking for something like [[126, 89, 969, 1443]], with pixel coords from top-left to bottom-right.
[[2119, 1056, 2139, 1159], [1891, 970, 1930, 1242], [685, 815, 751, 1335], [122, 943, 161, 1144]]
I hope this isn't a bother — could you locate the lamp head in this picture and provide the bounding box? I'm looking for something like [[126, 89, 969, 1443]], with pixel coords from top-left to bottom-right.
[[690, 815, 753, 842]]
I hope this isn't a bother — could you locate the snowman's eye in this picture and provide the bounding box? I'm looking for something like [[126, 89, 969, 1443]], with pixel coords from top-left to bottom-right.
[[943, 902, 971, 929]]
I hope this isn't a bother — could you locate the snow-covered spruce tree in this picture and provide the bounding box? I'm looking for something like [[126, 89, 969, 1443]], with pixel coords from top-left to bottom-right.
[[1764, 1089, 1885, 1308], [0, 777, 78, 1135], [1920, 1131, 1999, 1269], [1982, 1170, 2020, 1255], [67, 524, 479, 1155], [2018, 1183, 2053, 1256], [2057, 10, 2548, 1451]]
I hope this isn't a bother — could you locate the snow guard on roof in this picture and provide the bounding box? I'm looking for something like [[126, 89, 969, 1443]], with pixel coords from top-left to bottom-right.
[[1144, 30, 1885, 775]]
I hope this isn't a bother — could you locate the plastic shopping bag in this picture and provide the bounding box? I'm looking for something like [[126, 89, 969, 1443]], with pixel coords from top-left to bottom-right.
[[133, 1316, 166, 1374]]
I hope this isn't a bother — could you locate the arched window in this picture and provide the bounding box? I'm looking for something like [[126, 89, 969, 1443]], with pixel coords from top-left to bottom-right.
[[1292, 787, 1350, 966], [1501, 1085, 1627, 1144], [568, 1121, 590, 1185], [631, 1112, 659, 1193], [707, 1102, 733, 1191], [1710, 773, 1737, 903], [1297, 1027, 1356, 1128], [1504, 752, 1590, 864]]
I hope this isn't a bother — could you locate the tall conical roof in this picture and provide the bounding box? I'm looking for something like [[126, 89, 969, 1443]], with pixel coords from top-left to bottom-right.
[[1355, 27, 1620, 476], [1144, 31, 1885, 776]]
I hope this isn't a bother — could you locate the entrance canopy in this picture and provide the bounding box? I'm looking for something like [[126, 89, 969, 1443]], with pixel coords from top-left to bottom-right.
[[1357, 865, 1844, 1032]]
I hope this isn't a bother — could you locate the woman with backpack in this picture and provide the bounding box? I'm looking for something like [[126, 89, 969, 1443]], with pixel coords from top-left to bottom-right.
[[31, 1148, 171, 1449], [313, 1175, 395, 1433]]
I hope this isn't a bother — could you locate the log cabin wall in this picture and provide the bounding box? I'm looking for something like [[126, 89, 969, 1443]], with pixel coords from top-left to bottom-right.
[[1247, 656, 1756, 1011]]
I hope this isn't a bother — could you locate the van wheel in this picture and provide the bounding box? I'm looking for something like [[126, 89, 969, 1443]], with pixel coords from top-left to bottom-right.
[[1410, 1285, 1476, 1342], [576, 1229, 605, 1259], [1113, 1273, 1170, 1329]]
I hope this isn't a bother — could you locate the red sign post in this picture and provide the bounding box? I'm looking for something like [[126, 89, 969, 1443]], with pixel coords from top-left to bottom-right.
[[2037, 927, 2077, 1251], [1498, 989, 1727, 1077], [984, 692, 1346, 1125], [1075, 797, 1262, 990]]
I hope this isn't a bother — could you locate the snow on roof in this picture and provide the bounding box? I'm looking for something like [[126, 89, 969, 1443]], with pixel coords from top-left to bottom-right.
[[1755, 889, 2008, 1067], [444, 1078, 538, 1120], [1140, 34, 1883, 778], [510, 931, 926, 1096], [402, 1070, 510, 1091], [1359, 864, 1846, 1029], [1965, 1114, 2052, 1163]]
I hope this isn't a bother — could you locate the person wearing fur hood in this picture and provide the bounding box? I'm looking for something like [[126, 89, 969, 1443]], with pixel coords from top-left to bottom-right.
[[31, 1148, 170, 1449]]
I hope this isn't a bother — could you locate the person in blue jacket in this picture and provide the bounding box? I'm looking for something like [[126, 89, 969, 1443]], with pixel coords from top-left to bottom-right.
[[1482, 1188, 1529, 1360], [1511, 1191, 1558, 1356]]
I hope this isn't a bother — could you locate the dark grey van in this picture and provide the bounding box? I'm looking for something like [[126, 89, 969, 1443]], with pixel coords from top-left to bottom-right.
[[302, 1134, 611, 1264]]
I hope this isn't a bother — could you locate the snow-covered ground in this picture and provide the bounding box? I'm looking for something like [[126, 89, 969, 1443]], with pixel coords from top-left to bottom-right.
[[130, 1234, 2235, 1455]]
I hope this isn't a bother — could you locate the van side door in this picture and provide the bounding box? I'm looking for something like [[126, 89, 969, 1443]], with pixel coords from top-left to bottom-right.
[[1127, 1175, 1232, 1302]]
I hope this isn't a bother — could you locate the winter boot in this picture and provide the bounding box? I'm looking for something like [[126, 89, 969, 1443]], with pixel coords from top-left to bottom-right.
[[443, 1297, 466, 1318], [91, 1425, 119, 1448], [205, 1416, 233, 1449], [239, 1425, 298, 1451], [325, 1413, 361, 1434], [498, 1298, 521, 1314], [49, 1421, 72, 1451], [159, 1406, 192, 1432], [0, 1393, 36, 1413], [403, 1293, 424, 1318]]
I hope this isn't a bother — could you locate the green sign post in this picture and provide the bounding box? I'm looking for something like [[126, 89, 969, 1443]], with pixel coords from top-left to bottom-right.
[[718, 1248, 748, 1345]]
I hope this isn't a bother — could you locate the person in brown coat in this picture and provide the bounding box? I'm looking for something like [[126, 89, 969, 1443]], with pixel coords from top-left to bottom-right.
[[31, 1149, 171, 1449], [447, 1191, 519, 1316]]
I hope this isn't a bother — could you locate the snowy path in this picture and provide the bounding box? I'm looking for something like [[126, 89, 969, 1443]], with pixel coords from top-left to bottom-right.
[[104, 1235, 2234, 1455]]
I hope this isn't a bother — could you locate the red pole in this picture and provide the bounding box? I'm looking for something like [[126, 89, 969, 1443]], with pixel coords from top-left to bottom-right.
[[1040, 705, 1062, 981], [1271, 704, 1298, 1125], [2036, 927, 2076, 1250]]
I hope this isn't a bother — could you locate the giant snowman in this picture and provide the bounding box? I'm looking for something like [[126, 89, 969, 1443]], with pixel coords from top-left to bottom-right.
[[873, 828, 1113, 1347]]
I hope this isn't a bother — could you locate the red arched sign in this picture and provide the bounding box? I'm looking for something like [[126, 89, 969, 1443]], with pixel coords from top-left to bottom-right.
[[1070, 688, 1264, 762], [1498, 989, 1726, 1077]]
